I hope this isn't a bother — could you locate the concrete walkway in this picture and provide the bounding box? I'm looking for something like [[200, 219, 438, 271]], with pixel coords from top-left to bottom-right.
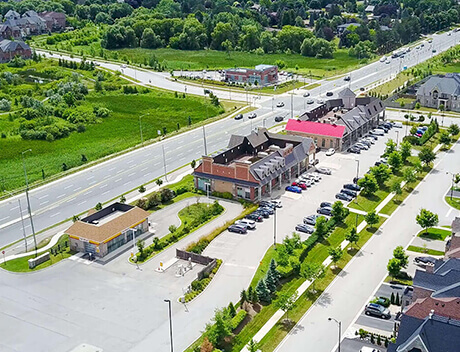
[[2, 231, 63, 262], [410, 236, 446, 252]]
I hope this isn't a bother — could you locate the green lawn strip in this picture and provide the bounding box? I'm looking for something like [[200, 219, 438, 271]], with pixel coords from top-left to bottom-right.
[[417, 227, 451, 241], [250, 246, 278, 288], [0, 235, 75, 272], [257, 217, 385, 351], [445, 196, 460, 210], [384, 275, 414, 286], [406, 245, 444, 256], [349, 187, 390, 212], [132, 202, 224, 263]]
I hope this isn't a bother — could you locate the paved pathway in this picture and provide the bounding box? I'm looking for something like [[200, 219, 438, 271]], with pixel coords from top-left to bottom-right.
[[409, 236, 446, 252]]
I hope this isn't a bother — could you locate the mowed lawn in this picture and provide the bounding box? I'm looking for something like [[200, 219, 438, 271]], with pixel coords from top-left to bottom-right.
[[0, 91, 223, 191]]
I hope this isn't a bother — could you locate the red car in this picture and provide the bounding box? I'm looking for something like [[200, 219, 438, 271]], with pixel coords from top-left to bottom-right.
[[292, 182, 307, 190]]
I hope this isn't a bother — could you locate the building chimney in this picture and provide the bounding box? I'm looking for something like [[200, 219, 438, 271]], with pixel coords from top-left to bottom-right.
[[429, 309, 434, 319]]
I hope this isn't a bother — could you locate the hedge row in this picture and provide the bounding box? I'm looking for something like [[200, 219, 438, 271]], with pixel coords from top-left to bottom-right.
[[231, 310, 248, 330], [184, 259, 222, 302]]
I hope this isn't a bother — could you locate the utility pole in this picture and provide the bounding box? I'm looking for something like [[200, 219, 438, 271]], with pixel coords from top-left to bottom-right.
[[139, 116, 143, 146], [291, 79, 294, 119], [22, 149, 37, 256], [202, 126, 208, 156], [162, 144, 168, 181], [355, 159, 360, 182], [273, 207, 277, 248], [164, 299, 174, 352]]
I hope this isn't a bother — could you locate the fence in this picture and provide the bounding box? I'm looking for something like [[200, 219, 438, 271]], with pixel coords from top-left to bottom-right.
[[176, 249, 217, 280]]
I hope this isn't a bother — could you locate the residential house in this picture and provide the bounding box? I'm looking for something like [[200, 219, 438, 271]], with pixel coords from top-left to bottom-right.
[[445, 216, 460, 258], [0, 39, 31, 62], [416, 73, 460, 112], [0, 22, 21, 39], [193, 128, 315, 201], [404, 296, 460, 320], [4, 10, 20, 21], [337, 22, 361, 34], [39, 11, 66, 32], [224, 64, 278, 86]]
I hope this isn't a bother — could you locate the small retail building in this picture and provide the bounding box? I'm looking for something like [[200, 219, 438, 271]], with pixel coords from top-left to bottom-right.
[[224, 64, 278, 86], [193, 128, 315, 201], [66, 202, 150, 258]]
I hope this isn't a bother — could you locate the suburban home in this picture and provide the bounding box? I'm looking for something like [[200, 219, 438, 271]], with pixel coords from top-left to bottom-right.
[[224, 64, 278, 86], [39, 11, 66, 31], [0, 23, 21, 39], [337, 22, 361, 34], [193, 128, 315, 201], [416, 73, 460, 112], [0, 39, 31, 62], [445, 216, 460, 258], [66, 202, 150, 258], [286, 88, 385, 150], [403, 296, 460, 320], [388, 313, 460, 352]]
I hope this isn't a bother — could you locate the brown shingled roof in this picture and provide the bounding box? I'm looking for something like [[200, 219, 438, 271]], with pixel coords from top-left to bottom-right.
[[65, 207, 150, 243], [405, 297, 460, 320]]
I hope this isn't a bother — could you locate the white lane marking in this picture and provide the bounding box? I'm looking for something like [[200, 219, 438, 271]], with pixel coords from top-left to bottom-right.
[[153, 162, 160, 167], [40, 200, 49, 206], [116, 169, 123, 174], [446, 208, 453, 217], [64, 184, 73, 190], [177, 152, 184, 157], [104, 175, 110, 179], [128, 172, 136, 177], [115, 178, 122, 182], [77, 200, 87, 206], [38, 195, 48, 200], [57, 194, 66, 199], [87, 176, 95, 180], [50, 212, 61, 218], [67, 197, 76, 202], [123, 182, 131, 186], [102, 190, 110, 196], [109, 167, 116, 171], [73, 187, 81, 192], [0, 216, 10, 221], [10, 206, 19, 211], [127, 160, 134, 164], [141, 167, 148, 172], [100, 184, 108, 189]]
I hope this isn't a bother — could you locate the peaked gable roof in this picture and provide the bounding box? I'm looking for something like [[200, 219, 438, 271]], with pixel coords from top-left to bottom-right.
[[0, 39, 30, 52], [338, 87, 356, 98], [417, 74, 460, 97], [405, 297, 460, 320]]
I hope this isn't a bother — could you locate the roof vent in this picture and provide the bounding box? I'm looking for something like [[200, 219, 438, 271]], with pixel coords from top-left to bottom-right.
[[429, 309, 434, 319]]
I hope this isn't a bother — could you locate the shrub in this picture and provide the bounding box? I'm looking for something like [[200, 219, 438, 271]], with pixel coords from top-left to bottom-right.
[[231, 310, 247, 330]]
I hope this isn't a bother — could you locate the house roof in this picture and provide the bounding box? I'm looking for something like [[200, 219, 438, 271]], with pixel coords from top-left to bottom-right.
[[452, 217, 460, 234], [5, 10, 20, 19], [65, 205, 150, 244], [0, 39, 30, 52], [388, 314, 460, 352], [365, 5, 375, 12], [417, 73, 460, 97], [285, 119, 346, 138], [405, 297, 460, 320], [432, 282, 460, 298], [338, 87, 356, 98], [413, 266, 460, 292]]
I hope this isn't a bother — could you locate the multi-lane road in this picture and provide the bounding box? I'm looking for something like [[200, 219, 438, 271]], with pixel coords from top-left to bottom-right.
[[1, 30, 459, 249]]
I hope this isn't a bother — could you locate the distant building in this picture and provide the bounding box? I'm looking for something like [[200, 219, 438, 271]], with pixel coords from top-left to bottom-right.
[[286, 88, 385, 150], [416, 73, 460, 112], [193, 128, 315, 201], [224, 64, 278, 86], [337, 22, 361, 34], [365, 5, 375, 13], [0, 39, 31, 62], [445, 217, 460, 258], [39, 11, 66, 31], [66, 202, 150, 258]]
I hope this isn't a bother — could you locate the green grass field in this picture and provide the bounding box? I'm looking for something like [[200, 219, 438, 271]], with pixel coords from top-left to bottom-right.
[[417, 227, 451, 241], [446, 196, 460, 210], [0, 90, 224, 193]]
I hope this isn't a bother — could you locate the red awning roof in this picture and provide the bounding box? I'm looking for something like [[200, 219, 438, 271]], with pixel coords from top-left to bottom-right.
[[285, 119, 345, 138]]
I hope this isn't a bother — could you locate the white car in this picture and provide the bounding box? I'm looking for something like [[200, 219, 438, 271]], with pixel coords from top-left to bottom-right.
[[379, 56, 387, 62], [326, 148, 335, 156], [370, 129, 385, 136], [385, 59, 391, 64], [393, 122, 403, 128], [316, 167, 331, 175], [235, 219, 256, 230], [270, 200, 282, 208]]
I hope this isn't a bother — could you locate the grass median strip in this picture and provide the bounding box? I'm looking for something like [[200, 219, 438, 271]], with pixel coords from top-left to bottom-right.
[[406, 245, 444, 256], [445, 196, 460, 210], [417, 227, 451, 241]]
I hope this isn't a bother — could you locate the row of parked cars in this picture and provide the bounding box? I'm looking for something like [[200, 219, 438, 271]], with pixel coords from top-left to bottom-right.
[[347, 121, 402, 154], [227, 200, 282, 234]]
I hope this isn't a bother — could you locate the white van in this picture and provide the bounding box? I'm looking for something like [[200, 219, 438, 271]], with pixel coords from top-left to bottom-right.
[[360, 347, 380, 352], [393, 122, 403, 128], [370, 129, 385, 136]]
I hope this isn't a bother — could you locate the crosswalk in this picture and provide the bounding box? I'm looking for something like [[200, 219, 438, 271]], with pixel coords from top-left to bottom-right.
[[68, 252, 94, 265]]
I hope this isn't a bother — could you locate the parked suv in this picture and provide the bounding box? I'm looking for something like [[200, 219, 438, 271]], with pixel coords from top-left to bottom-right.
[[364, 303, 391, 319]]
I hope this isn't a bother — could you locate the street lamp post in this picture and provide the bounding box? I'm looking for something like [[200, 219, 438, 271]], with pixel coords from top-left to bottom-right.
[[162, 144, 168, 181], [273, 206, 277, 248], [21, 149, 37, 256], [164, 299, 174, 352], [328, 317, 342, 352], [447, 172, 456, 200], [355, 159, 360, 182], [202, 126, 208, 156], [6, 191, 28, 252], [395, 130, 400, 147]]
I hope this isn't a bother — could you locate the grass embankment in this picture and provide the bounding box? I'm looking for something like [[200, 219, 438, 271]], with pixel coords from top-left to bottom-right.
[[406, 245, 444, 256], [0, 235, 75, 272], [384, 274, 414, 286], [417, 227, 451, 241], [445, 196, 460, 210], [0, 88, 224, 193]]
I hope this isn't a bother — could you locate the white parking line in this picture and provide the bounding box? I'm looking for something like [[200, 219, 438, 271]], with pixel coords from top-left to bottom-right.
[[64, 184, 73, 190], [84, 190, 93, 195], [116, 169, 123, 174], [128, 172, 136, 177], [127, 160, 134, 164], [102, 190, 110, 196], [104, 175, 110, 179], [39, 200, 49, 206], [446, 208, 453, 217], [89, 181, 96, 185], [10, 206, 19, 211], [0, 216, 10, 222], [115, 178, 122, 182], [73, 187, 81, 192], [123, 182, 131, 186], [67, 197, 76, 202], [57, 194, 66, 199], [77, 200, 87, 206], [38, 195, 48, 200], [87, 176, 95, 180], [109, 167, 116, 171], [50, 212, 61, 218], [141, 167, 148, 172], [100, 184, 108, 189]]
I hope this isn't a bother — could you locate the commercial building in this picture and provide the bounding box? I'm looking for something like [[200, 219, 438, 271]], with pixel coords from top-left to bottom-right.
[[286, 88, 385, 150], [0, 39, 31, 62], [224, 64, 278, 86], [66, 202, 150, 258], [416, 73, 460, 112], [193, 128, 315, 201]]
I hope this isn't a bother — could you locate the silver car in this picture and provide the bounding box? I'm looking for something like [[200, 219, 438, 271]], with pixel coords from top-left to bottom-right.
[[236, 219, 256, 230]]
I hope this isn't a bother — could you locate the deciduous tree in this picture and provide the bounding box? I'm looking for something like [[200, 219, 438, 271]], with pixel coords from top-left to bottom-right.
[[416, 209, 439, 234]]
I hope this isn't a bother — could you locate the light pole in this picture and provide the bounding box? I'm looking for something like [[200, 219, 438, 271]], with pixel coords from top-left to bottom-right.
[[395, 130, 400, 147], [164, 299, 174, 352], [202, 126, 208, 155], [162, 144, 168, 181], [6, 191, 28, 252], [328, 317, 341, 352], [22, 149, 37, 256], [355, 159, 360, 182], [447, 172, 457, 200], [273, 206, 277, 248]]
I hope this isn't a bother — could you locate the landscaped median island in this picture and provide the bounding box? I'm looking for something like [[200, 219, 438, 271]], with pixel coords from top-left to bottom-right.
[[0, 235, 75, 273]]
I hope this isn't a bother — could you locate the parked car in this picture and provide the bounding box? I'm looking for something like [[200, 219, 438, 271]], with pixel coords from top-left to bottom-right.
[[254, 209, 270, 218], [270, 200, 283, 208], [303, 92, 310, 97], [316, 167, 332, 175], [297, 179, 312, 187], [348, 146, 361, 154], [336, 193, 353, 201], [355, 143, 369, 150], [248, 112, 257, 119], [204, 89, 212, 95], [306, 99, 314, 104], [326, 148, 335, 156], [394, 122, 403, 128], [286, 185, 302, 193], [274, 116, 284, 122], [359, 139, 371, 147], [245, 213, 263, 222], [295, 224, 315, 234], [353, 176, 363, 184], [364, 137, 375, 144], [320, 202, 332, 208], [310, 174, 321, 182], [235, 114, 243, 120], [311, 158, 320, 166], [341, 189, 357, 197], [344, 183, 360, 191], [260, 201, 276, 208], [235, 219, 256, 230], [228, 224, 247, 234], [304, 214, 321, 225], [364, 303, 391, 319], [366, 134, 378, 140], [370, 129, 385, 136], [317, 207, 332, 216], [258, 206, 274, 215], [344, 76, 351, 81], [276, 102, 285, 107], [414, 256, 437, 265], [292, 182, 307, 190], [326, 91, 333, 96]]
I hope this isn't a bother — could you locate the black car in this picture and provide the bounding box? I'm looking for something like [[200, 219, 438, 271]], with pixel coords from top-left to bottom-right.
[[274, 116, 284, 122], [353, 176, 363, 184], [258, 206, 274, 215], [246, 213, 263, 222], [414, 256, 437, 265], [295, 224, 315, 234], [344, 76, 351, 81], [303, 215, 320, 225], [366, 134, 378, 140], [228, 224, 247, 234], [317, 207, 332, 216], [254, 210, 270, 218], [260, 201, 276, 209], [365, 303, 391, 319], [235, 114, 243, 120], [326, 91, 333, 96], [344, 183, 360, 191], [320, 202, 332, 208], [348, 146, 361, 154], [336, 193, 353, 201], [341, 189, 357, 197]]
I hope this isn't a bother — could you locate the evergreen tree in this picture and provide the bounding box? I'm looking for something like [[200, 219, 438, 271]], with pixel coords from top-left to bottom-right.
[[227, 302, 236, 318], [256, 280, 271, 303], [240, 289, 248, 307], [265, 270, 277, 293], [269, 259, 280, 285]]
